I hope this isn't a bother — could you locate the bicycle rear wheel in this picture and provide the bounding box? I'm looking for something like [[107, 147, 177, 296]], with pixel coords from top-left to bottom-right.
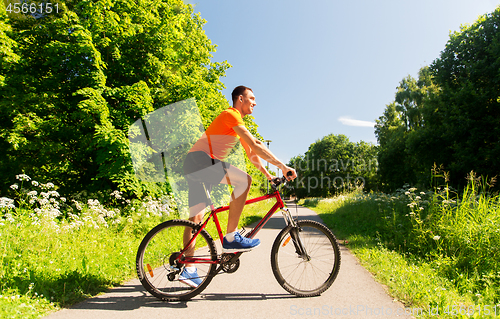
[[136, 219, 217, 301], [271, 220, 341, 297]]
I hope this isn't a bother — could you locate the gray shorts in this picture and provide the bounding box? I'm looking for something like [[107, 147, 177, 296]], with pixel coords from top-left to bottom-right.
[[183, 151, 231, 209]]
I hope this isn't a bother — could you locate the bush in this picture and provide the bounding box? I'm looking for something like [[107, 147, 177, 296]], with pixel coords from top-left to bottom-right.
[[302, 174, 500, 307]]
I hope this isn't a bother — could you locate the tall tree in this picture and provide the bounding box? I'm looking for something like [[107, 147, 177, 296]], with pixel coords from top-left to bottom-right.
[[428, 7, 500, 186], [375, 68, 436, 191], [0, 0, 236, 197], [288, 134, 377, 198], [0, 2, 20, 183], [376, 6, 500, 191]]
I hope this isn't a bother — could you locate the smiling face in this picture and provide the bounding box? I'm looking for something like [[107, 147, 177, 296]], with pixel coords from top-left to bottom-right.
[[237, 89, 256, 117]]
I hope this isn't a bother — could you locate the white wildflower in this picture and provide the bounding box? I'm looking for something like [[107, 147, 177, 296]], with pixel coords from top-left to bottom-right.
[[48, 191, 60, 197], [433, 235, 441, 240], [10, 184, 19, 190], [111, 190, 122, 199], [4, 213, 14, 223], [16, 174, 31, 181], [47, 208, 61, 218], [72, 200, 83, 211], [27, 190, 37, 197], [41, 182, 55, 189], [88, 199, 99, 206], [0, 197, 15, 209]]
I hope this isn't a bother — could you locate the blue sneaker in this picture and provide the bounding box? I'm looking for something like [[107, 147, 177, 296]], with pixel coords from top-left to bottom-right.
[[179, 268, 202, 288], [223, 232, 261, 252]]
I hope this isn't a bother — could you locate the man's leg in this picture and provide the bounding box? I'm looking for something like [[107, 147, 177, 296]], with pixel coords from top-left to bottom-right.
[[219, 165, 252, 233], [183, 203, 205, 267], [179, 205, 205, 288]]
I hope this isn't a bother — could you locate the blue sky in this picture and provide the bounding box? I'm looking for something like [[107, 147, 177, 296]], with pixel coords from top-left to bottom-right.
[[188, 0, 499, 169]]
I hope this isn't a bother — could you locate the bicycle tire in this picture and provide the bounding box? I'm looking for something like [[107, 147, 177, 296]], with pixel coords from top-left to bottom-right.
[[271, 220, 341, 297], [136, 219, 217, 301]]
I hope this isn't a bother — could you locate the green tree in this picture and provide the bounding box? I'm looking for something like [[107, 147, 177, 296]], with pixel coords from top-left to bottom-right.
[[0, 2, 20, 184], [288, 134, 377, 198], [375, 66, 439, 191], [427, 7, 500, 187], [376, 6, 500, 191], [0, 0, 237, 197], [375, 102, 408, 191]]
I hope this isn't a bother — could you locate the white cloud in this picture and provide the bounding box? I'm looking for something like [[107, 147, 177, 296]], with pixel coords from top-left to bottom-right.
[[338, 116, 375, 128]]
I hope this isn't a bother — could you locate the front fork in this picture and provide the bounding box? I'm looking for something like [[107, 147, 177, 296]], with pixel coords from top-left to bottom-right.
[[281, 208, 296, 227], [281, 208, 310, 261]]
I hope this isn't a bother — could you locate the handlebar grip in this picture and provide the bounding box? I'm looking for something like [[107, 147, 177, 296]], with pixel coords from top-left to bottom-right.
[[271, 171, 294, 192]]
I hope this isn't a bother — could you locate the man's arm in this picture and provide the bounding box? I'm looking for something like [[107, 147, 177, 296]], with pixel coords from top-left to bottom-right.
[[234, 125, 297, 180], [241, 139, 274, 180]]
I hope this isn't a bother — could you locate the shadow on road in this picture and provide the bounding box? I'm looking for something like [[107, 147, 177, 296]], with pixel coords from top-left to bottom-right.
[[66, 282, 300, 312], [197, 292, 297, 301]]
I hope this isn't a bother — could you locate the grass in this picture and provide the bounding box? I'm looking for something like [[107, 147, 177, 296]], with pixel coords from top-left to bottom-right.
[[0, 175, 274, 318], [0, 208, 165, 318], [300, 179, 500, 318]]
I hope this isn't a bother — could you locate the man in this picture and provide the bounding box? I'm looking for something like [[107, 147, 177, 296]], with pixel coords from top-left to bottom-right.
[[180, 85, 297, 287]]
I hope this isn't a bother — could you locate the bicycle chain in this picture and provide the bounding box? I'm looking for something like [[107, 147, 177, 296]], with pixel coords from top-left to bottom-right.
[[220, 253, 240, 273]]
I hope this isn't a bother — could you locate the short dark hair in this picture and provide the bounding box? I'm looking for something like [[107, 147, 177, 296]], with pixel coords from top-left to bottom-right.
[[231, 85, 253, 104]]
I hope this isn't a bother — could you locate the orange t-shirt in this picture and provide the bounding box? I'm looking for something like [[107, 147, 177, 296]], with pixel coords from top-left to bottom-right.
[[189, 108, 248, 160]]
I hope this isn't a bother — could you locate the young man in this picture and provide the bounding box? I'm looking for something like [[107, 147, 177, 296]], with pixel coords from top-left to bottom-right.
[[180, 85, 297, 287]]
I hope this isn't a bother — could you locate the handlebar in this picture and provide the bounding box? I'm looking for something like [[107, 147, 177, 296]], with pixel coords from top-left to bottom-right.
[[270, 171, 293, 191]]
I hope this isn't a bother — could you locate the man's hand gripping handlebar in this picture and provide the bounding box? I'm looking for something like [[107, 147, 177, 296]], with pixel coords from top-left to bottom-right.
[[270, 171, 295, 191]]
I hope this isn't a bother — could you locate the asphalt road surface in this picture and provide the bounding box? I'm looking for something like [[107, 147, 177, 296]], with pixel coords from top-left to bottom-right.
[[45, 201, 413, 319]]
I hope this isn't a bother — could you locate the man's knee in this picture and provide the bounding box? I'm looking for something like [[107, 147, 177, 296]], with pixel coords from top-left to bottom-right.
[[233, 173, 251, 191]]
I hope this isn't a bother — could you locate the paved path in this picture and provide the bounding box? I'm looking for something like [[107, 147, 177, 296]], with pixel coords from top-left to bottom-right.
[[45, 202, 412, 319]]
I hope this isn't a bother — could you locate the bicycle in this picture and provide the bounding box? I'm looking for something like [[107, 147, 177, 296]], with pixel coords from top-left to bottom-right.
[[136, 173, 341, 301]]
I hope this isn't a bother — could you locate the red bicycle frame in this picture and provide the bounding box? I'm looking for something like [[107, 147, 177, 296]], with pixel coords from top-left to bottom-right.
[[179, 189, 286, 264]]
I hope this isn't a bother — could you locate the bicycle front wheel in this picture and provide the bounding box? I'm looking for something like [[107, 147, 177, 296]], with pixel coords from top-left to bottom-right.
[[271, 220, 341, 297], [136, 219, 217, 301]]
